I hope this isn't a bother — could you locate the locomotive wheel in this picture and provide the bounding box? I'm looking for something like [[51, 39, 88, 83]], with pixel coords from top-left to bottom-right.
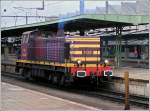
[[52, 74, 58, 85], [22, 69, 32, 80], [51, 74, 55, 84], [31, 69, 39, 81], [21, 69, 26, 77], [58, 75, 65, 86], [51, 73, 65, 87], [48, 74, 53, 83], [27, 70, 33, 81], [21, 69, 28, 80]]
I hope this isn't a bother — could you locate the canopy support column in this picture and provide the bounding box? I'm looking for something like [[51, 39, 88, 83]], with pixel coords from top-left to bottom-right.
[[149, 0, 150, 72], [148, 1, 150, 110], [4, 46, 9, 60], [115, 26, 122, 68]]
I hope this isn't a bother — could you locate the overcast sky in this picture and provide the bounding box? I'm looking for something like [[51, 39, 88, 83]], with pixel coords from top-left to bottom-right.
[[1, 0, 134, 27]]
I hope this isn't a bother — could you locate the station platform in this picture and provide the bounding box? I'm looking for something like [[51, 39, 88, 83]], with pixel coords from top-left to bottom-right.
[[1, 82, 99, 110], [113, 67, 150, 81]]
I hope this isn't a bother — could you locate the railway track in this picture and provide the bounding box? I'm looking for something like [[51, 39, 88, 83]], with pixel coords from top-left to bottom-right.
[[2, 71, 149, 109], [85, 90, 148, 107]]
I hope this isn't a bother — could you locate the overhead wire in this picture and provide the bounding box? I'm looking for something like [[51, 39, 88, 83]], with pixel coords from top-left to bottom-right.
[[2, 1, 79, 26]]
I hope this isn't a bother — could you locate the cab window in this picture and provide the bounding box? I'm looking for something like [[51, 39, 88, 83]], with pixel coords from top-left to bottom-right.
[[21, 34, 26, 43], [21, 34, 29, 43], [25, 34, 29, 43]]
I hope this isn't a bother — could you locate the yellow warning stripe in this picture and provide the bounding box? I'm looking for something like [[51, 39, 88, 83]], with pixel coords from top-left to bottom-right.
[[16, 59, 102, 67], [71, 57, 100, 61], [66, 37, 99, 40], [70, 44, 100, 48], [70, 51, 100, 55], [93, 51, 100, 54], [66, 40, 100, 42], [70, 51, 82, 54]]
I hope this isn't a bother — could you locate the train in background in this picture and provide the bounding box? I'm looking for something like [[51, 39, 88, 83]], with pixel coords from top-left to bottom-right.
[[100, 33, 149, 68], [101, 39, 149, 59], [15, 30, 112, 86]]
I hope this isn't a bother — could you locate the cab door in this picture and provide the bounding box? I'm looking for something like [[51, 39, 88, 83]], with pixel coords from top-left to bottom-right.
[[21, 34, 29, 60]]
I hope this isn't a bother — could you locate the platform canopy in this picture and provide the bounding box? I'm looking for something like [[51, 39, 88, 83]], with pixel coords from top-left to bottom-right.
[[1, 14, 149, 37]]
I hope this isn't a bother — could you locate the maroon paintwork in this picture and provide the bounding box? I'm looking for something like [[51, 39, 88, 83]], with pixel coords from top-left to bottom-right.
[[46, 37, 65, 62], [34, 38, 47, 60]]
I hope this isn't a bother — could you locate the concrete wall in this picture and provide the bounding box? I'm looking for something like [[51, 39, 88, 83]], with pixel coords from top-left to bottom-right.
[[1, 65, 16, 74], [108, 78, 149, 97]]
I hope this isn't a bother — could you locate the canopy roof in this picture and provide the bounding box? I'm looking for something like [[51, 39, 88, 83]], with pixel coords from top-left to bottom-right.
[[2, 14, 149, 37]]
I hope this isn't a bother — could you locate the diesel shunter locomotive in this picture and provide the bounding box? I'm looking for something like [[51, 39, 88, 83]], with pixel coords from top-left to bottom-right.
[[16, 30, 112, 85]]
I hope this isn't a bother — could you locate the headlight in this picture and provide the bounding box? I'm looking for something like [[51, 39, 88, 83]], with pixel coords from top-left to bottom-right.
[[77, 60, 82, 65], [104, 59, 109, 64]]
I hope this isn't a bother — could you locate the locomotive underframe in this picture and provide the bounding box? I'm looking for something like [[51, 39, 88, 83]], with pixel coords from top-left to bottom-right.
[[16, 60, 110, 86]]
